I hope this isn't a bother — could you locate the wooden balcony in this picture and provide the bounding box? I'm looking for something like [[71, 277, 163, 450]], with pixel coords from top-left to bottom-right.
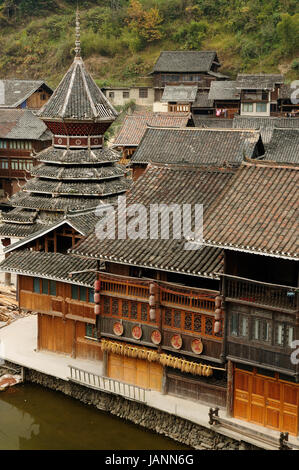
[[168, 104, 191, 113], [99, 273, 217, 313], [223, 275, 298, 312]]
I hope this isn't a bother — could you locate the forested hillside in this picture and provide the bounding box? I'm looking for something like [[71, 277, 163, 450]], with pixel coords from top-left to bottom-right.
[[0, 0, 298, 87]]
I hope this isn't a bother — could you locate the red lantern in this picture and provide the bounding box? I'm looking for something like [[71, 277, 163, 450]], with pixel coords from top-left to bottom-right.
[[149, 308, 156, 321], [94, 293, 100, 304], [149, 294, 155, 307], [94, 304, 100, 315], [215, 308, 222, 320], [150, 283, 156, 295], [214, 321, 221, 334], [94, 280, 101, 292], [215, 296, 222, 308]]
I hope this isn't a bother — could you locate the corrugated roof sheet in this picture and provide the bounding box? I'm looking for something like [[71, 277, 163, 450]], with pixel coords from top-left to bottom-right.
[[203, 161, 299, 260], [131, 127, 263, 166], [113, 112, 190, 147], [152, 51, 219, 73], [72, 164, 236, 278]]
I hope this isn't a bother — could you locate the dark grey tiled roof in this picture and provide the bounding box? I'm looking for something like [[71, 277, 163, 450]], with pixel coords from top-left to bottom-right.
[[36, 146, 121, 165], [0, 222, 45, 238], [152, 51, 219, 73], [192, 116, 234, 128], [233, 116, 299, 144], [0, 80, 52, 108], [72, 164, 236, 278], [2, 208, 37, 224], [131, 127, 263, 166], [193, 92, 213, 108], [208, 81, 240, 101], [31, 163, 125, 180], [0, 251, 97, 287], [9, 192, 119, 213], [161, 85, 198, 102], [38, 57, 118, 121], [4, 212, 101, 253], [23, 177, 130, 196], [263, 128, 299, 164], [0, 109, 51, 140], [235, 74, 284, 90]]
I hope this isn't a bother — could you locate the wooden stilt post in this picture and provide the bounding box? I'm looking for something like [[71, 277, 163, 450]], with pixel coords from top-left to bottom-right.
[[227, 360, 234, 417]]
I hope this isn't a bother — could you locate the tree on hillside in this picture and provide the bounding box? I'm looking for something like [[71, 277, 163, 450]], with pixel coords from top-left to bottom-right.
[[126, 0, 163, 42], [276, 13, 299, 56]]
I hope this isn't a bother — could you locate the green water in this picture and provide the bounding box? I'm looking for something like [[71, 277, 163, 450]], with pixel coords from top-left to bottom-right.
[[0, 383, 188, 450]]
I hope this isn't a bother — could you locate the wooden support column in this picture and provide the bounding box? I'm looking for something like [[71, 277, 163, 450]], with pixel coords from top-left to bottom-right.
[[226, 360, 234, 417], [161, 366, 168, 395], [103, 350, 108, 376], [72, 320, 76, 358], [2, 238, 11, 286]]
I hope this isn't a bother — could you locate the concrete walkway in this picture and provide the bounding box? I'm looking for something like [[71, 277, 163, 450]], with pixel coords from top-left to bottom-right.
[[0, 315, 103, 379], [1, 316, 299, 450]]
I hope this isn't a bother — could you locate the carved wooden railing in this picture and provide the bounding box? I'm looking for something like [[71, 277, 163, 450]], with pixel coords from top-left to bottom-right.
[[159, 283, 216, 313], [224, 275, 298, 311], [100, 275, 149, 300], [168, 104, 191, 113]]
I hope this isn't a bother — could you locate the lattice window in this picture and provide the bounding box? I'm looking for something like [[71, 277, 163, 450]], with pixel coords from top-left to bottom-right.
[[131, 302, 138, 319], [205, 317, 213, 336], [141, 303, 148, 321], [184, 312, 192, 331], [194, 314, 202, 333], [103, 297, 110, 314], [122, 300, 129, 317], [165, 308, 172, 326], [112, 298, 118, 315], [174, 310, 181, 328]]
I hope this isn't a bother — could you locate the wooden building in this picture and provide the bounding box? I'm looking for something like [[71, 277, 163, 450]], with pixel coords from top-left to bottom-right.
[[235, 74, 284, 117], [0, 80, 52, 110], [0, 109, 52, 202], [203, 160, 299, 435], [67, 163, 240, 405], [1, 250, 102, 361]]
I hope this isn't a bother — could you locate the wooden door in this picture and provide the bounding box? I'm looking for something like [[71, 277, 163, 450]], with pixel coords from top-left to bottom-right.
[[234, 368, 299, 436], [265, 379, 281, 431], [107, 353, 162, 392], [108, 353, 124, 381], [149, 362, 163, 392], [234, 369, 250, 420], [250, 374, 265, 426], [281, 383, 299, 435]]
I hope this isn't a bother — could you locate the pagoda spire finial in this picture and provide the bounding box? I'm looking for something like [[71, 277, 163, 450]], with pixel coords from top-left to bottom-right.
[[75, 6, 81, 59]]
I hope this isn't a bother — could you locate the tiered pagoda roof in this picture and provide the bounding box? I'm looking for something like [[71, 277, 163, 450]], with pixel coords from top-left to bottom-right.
[[0, 10, 129, 240]]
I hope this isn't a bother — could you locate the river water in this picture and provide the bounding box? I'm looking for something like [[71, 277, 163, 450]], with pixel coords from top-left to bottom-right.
[[0, 383, 188, 450]]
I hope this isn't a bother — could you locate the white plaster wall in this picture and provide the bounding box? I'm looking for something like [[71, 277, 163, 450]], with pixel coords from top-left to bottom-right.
[[105, 88, 155, 107], [153, 101, 168, 113]]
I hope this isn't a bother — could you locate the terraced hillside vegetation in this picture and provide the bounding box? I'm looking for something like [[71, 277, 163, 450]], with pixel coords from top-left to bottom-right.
[[0, 0, 298, 88]]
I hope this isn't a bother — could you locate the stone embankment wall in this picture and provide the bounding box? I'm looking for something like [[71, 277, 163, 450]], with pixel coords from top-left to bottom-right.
[[17, 366, 259, 450]]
